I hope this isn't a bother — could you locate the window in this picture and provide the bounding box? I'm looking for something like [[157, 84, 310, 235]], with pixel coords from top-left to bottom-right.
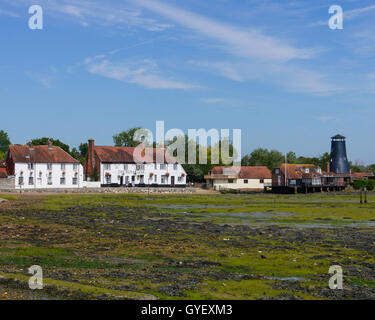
[[275, 169, 280, 174], [154, 175, 157, 182], [124, 164, 128, 170], [73, 164, 78, 171], [290, 180, 296, 185], [29, 177, 34, 185], [228, 179, 234, 184], [18, 177, 24, 185], [61, 164, 66, 170], [136, 164, 145, 171], [161, 175, 167, 184], [260, 179, 264, 184], [47, 163, 52, 170], [104, 164, 111, 170], [72, 177, 78, 185], [178, 177, 183, 182], [305, 168, 310, 173], [244, 179, 248, 184], [173, 164, 178, 170], [160, 164, 167, 170], [154, 163, 157, 170], [48, 175, 52, 185], [60, 177, 66, 185], [28, 163, 34, 170], [105, 175, 111, 184]]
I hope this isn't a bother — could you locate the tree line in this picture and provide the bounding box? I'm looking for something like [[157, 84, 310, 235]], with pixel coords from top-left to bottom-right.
[[1, 128, 374, 182]]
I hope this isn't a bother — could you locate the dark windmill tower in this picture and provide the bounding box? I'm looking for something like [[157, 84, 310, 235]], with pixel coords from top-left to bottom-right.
[[330, 134, 350, 174]]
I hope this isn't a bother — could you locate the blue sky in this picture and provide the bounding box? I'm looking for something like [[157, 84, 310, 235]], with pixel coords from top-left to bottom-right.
[[0, 0, 374, 164]]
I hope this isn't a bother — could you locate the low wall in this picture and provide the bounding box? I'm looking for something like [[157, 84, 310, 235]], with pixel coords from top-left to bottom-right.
[[0, 177, 15, 189], [82, 181, 102, 188], [0, 187, 196, 194]]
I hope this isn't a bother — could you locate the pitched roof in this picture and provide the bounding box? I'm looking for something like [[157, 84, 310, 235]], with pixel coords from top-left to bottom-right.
[[8, 145, 79, 163], [210, 166, 271, 179], [351, 172, 374, 179], [94, 146, 178, 164], [277, 164, 324, 179]]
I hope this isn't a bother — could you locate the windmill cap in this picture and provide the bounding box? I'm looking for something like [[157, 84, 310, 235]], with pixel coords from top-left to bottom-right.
[[331, 134, 346, 139]]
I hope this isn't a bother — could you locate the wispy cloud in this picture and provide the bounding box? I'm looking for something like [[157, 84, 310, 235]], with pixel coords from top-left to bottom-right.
[[88, 59, 199, 89], [4, 0, 173, 31], [316, 116, 335, 122], [311, 4, 375, 27], [201, 98, 227, 104], [190, 60, 339, 95], [27, 73, 54, 88], [0, 8, 20, 18], [131, 0, 314, 61]]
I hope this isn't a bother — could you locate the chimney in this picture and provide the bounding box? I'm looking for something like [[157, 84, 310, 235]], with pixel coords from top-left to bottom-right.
[[27, 142, 34, 151], [326, 161, 330, 173], [87, 139, 95, 178], [47, 139, 53, 150]]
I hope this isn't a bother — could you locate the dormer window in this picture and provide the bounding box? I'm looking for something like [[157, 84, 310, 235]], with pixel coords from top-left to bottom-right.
[[305, 168, 310, 173]]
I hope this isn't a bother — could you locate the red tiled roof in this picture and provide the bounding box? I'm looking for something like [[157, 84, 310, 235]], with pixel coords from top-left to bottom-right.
[[94, 146, 178, 164], [277, 164, 324, 179], [0, 167, 7, 178], [8, 145, 79, 163], [351, 172, 374, 179], [210, 166, 271, 179]]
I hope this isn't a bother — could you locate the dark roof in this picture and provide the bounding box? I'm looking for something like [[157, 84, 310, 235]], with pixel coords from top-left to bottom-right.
[[94, 146, 178, 164], [331, 134, 346, 139], [8, 145, 79, 163], [210, 166, 271, 179]]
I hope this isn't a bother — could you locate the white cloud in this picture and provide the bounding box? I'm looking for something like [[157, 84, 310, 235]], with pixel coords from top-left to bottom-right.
[[311, 4, 375, 27], [4, 0, 173, 32], [316, 116, 335, 122], [190, 60, 339, 95], [28, 73, 54, 88], [201, 98, 226, 104], [0, 8, 20, 18], [88, 59, 199, 89], [132, 0, 313, 61]]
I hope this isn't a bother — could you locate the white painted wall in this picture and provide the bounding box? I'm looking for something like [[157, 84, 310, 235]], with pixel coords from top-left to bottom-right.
[[14, 163, 83, 189], [100, 163, 187, 186], [211, 178, 272, 190]]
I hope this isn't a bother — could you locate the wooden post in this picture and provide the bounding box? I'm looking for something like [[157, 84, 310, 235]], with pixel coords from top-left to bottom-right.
[[360, 188, 363, 204], [364, 187, 368, 204]]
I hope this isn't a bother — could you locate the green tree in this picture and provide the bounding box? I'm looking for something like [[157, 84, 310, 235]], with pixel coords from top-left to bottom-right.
[[113, 127, 149, 147], [79, 143, 88, 158], [242, 148, 285, 171], [0, 130, 11, 155], [31, 137, 70, 153]]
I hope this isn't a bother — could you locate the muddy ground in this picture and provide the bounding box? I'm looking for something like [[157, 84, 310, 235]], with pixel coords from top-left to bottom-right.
[[0, 192, 374, 300]]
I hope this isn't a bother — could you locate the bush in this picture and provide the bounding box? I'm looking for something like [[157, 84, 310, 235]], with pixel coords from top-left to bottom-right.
[[351, 179, 375, 191]]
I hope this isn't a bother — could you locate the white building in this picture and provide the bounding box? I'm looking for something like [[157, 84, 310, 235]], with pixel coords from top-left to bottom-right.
[[4, 142, 83, 189], [85, 140, 187, 187], [205, 166, 272, 191]]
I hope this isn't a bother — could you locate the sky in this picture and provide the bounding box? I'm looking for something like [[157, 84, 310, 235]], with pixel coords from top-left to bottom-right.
[[0, 0, 374, 164]]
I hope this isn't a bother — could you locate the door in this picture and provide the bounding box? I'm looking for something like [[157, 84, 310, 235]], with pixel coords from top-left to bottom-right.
[[120, 176, 123, 185], [171, 176, 175, 186]]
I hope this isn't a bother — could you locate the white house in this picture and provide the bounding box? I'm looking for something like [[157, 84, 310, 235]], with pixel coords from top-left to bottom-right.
[[205, 166, 272, 191], [4, 142, 83, 189], [85, 139, 187, 187]]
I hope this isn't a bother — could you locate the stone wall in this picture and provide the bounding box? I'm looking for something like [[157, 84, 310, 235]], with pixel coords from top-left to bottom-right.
[[0, 177, 15, 190], [0, 186, 195, 194]]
